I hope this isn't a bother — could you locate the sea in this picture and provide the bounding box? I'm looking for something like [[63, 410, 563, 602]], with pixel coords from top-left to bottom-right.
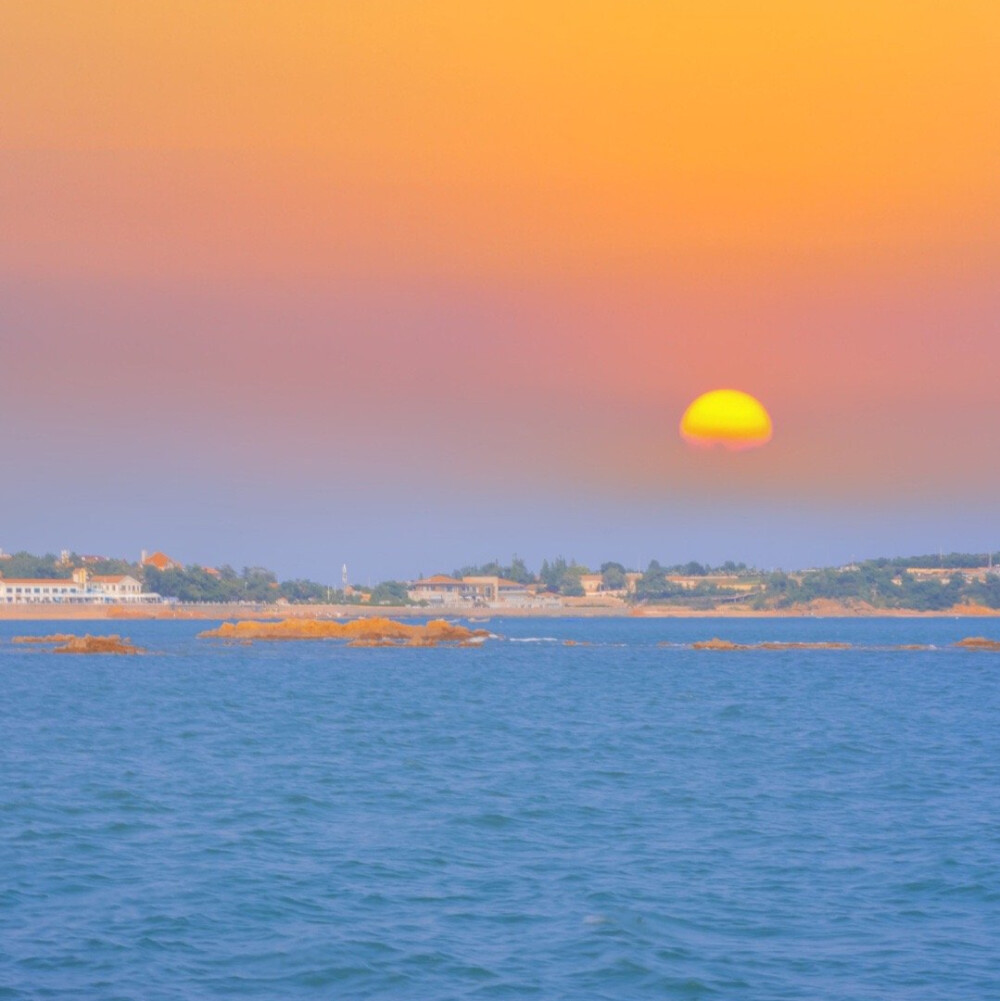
[[2, 617, 998, 1000]]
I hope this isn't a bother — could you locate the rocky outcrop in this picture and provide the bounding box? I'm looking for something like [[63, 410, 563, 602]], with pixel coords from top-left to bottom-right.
[[53, 635, 143, 654], [692, 638, 743, 650], [954, 636, 1000, 651], [200, 616, 491, 648], [13, 633, 143, 653]]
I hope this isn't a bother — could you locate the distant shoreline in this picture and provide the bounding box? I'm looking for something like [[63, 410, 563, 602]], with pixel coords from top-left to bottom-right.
[[1, 601, 998, 622]]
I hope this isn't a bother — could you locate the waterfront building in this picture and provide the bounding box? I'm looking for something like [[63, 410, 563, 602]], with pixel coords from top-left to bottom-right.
[[407, 575, 536, 606], [0, 578, 84, 603], [407, 575, 468, 603], [90, 575, 144, 599], [0, 568, 156, 604]]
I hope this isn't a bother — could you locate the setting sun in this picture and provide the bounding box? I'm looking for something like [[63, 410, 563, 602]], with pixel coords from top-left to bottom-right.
[[680, 389, 773, 451]]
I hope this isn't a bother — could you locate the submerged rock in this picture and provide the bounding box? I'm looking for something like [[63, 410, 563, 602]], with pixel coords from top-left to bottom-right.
[[755, 641, 851, 650], [691, 639, 852, 651], [12, 634, 77, 644]]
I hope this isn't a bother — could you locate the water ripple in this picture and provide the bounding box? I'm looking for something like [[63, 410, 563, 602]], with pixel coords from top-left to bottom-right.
[[2, 618, 999, 998]]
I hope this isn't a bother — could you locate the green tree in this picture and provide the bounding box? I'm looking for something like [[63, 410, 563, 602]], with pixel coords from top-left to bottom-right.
[[600, 561, 627, 590], [369, 580, 411, 605], [453, 555, 535, 583], [506, 556, 532, 584], [0, 552, 62, 579], [539, 557, 566, 592], [280, 579, 329, 602], [633, 560, 685, 601], [242, 567, 278, 601]]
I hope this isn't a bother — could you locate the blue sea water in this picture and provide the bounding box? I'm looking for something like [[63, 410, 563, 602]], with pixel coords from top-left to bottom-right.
[[2, 617, 999, 1000]]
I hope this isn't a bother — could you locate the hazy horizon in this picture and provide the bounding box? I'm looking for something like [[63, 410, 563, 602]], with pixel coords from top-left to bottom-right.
[[3, 493, 996, 585], [4, 3, 998, 584]]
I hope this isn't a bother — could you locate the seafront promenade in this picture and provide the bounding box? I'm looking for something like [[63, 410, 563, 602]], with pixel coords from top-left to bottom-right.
[[0, 601, 619, 621], [2, 600, 999, 621]]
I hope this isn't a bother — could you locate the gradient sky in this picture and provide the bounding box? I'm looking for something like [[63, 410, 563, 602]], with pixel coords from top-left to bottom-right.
[[2, 1, 999, 581]]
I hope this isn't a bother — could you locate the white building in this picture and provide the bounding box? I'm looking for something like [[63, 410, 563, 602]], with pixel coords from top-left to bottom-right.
[[407, 574, 538, 607], [0, 568, 156, 604], [407, 575, 471, 604], [0, 578, 84, 603], [89, 574, 144, 600]]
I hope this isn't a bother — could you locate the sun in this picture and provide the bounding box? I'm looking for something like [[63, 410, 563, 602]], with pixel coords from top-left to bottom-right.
[[680, 389, 773, 451]]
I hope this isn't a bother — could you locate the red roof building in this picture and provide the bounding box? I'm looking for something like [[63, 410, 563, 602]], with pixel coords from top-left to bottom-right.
[[142, 551, 183, 572]]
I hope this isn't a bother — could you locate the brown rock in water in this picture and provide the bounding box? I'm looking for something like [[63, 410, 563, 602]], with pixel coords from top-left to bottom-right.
[[690, 638, 853, 651], [52, 635, 144, 655], [954, 636, 1000, 651], [200, 617, 490, 648], [12, 634, 77, 644], [691, 638, 744, 650], [755, 641, 851, 650]]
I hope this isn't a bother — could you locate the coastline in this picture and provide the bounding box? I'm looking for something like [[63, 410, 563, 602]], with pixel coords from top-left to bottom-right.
[[1, 600, 998, 622]]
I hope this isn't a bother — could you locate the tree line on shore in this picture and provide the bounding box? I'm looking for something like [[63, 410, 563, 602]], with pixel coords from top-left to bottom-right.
[[2, 550, 998, 610], [0, 552, 342, 605]]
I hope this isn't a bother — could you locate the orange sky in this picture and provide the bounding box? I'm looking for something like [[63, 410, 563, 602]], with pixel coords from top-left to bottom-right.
[[3, 2, 999, 570], [5, 1, 999, 275]]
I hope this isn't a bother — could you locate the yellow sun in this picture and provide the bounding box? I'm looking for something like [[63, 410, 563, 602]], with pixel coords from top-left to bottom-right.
[[680, 389, 773, 451]]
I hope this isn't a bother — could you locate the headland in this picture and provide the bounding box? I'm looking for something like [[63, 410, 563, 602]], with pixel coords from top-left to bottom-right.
[[2, 548, 998, 620]]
